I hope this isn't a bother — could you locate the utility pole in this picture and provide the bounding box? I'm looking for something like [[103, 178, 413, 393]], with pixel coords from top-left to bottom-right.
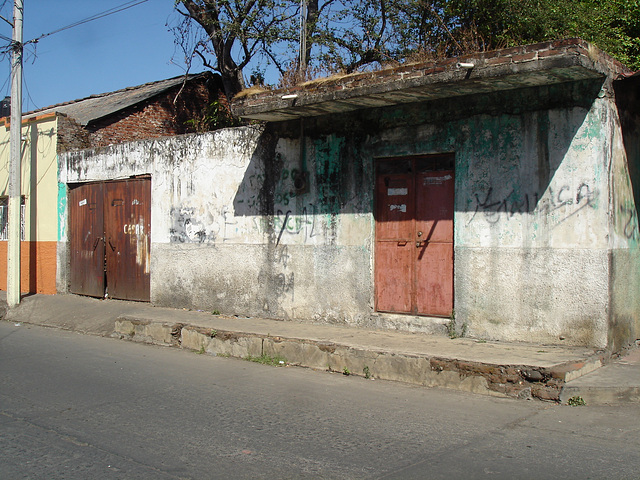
[[7, 0, 23, 308], [299, 0, 307, 72]]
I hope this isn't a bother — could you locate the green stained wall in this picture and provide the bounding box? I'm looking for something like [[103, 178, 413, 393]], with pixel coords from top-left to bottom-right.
[[60, 77, 639, 350]]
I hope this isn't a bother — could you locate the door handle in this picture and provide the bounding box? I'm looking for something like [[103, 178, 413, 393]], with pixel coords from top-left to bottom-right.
[[108, 238, 116, 251], [416, 241, 425, 248], [397, 241, 407, 246]]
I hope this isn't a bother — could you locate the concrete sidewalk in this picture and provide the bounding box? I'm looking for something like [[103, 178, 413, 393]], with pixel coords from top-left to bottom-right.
[[2, 292, 638, 404]]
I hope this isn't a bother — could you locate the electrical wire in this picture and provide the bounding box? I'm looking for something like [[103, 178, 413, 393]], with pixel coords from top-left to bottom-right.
[[21, 65, 38, 111], [25, 0, 150, 45], [0, 71, 10, 98]]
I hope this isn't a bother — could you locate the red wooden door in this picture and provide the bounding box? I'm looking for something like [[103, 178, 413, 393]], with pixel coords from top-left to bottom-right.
[[69, 183, 105, 298], [375, 155, 454, 316], [104, 178, 151, 302]]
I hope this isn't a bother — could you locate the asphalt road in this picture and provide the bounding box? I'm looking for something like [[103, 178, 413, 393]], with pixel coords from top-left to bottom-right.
[[1, 321, 638, 479]]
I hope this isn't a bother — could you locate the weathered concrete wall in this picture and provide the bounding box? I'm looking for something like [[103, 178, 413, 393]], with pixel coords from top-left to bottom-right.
[[59, 126, 374, 325], [610, 75, 640, 351], [59, 78, 639, 349]]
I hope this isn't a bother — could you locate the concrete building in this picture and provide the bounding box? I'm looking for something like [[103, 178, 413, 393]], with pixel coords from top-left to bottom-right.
[[58, 39, 640, 352], [0, 113, 59, 294], [0, 72, 224, 295]]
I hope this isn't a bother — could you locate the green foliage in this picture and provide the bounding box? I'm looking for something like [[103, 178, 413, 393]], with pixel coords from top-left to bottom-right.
[[363, 365, 371, 379], [396, 0, 640, 69], [445, 318, 457, 339], [445, 309, 468, 339], [244, 354, 287, 366], [175, 0, 640, 96], [185, 100, 239, 133], [567, 395, 587, 406], [342, 367, 351, 376]]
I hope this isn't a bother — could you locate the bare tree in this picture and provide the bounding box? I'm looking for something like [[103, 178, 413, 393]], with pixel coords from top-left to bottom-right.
[[173, 0, 296, 98]]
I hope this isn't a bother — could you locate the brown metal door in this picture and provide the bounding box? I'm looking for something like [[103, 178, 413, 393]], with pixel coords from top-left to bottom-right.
[[375, 159, 414, 313], [415, 167, 454, 316], [69, 183, 105, 297], [375, 155, 454, 316], [104, 178, 151, 301]]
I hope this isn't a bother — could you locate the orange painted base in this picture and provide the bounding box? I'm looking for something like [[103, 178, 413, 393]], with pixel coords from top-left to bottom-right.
[[0, 241, 57, 294]]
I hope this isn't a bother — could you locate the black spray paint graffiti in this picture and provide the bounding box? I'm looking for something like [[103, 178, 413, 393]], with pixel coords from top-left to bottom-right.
[[274, 272, 295, 298], [274, 245, 291, 268], [240, 167, 307, 211], [274, 204, 318, 245], [620, 205, 640, 240], [468, 183, 598, 226]]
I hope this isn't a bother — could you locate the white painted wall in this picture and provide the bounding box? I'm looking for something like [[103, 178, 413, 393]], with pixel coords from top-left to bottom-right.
[[58, 85, 639, 349]]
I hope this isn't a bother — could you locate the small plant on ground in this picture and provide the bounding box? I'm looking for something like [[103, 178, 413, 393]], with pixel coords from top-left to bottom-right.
[[196, 345, 205, 354], [212, 310, 221, 315], [446, 309, 468, 339], [210, 329, 217, 338], [244, 354, 287, 366], [446, 309, 458, 339], [363, 365, 371, 379], [343, 367, 351, 376], [567, 395, 586, 406]]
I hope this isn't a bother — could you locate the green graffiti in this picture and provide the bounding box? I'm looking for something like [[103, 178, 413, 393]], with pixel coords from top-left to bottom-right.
[[57, 182, 67, 242], [315, 135, 345, 215]]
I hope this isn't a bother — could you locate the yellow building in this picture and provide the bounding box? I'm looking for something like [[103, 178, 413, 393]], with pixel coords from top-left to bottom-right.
[[0, 113, 59, 294]]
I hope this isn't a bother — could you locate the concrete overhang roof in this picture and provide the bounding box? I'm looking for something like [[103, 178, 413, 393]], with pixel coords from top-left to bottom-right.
[[232, 39, 630, 122]]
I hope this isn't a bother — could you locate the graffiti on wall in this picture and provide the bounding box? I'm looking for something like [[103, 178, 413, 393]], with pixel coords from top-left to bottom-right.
[[274, 204, 318, 245], [169, 205, 217, 243], [619, 205, 640, 241], [468, 182, 598, 226]]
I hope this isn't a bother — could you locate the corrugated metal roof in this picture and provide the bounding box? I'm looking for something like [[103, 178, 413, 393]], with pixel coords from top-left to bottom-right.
[[24, 72, 211, 126]]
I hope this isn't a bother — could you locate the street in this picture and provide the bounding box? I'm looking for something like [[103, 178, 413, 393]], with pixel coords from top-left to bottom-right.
[[1, 321, 638, 479]]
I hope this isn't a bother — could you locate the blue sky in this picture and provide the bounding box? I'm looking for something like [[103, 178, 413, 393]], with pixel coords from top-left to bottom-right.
[[0, 1, 200, 112]]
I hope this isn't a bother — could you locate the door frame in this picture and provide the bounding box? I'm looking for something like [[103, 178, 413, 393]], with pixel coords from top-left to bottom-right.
[[374, 153, 455, 317]]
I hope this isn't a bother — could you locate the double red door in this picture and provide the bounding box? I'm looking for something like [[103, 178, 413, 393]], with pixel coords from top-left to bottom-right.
[[375, 155, 454, 316], [69, 178, 151, 302]]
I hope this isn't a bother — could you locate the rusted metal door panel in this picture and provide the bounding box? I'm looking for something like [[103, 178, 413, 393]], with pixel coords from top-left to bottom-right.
[[104, 178, 151, 301], [69, 183, 104, 297], [375, 175, 414, 240], [375, 160, 415, 313], [416, 242, 454, 316], [415, 171, 454, 243], [375, 156, 454, 317], [415, 169, 454, 315], [375, 241, 413, 312]]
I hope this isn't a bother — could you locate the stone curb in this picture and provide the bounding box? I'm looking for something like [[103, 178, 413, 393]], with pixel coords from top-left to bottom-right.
[[559, 385, 640, 406], [114, 316, 606, 402]]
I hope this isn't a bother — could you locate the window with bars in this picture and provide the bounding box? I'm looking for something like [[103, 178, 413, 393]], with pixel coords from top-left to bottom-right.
[[0, 197, 25, 241]]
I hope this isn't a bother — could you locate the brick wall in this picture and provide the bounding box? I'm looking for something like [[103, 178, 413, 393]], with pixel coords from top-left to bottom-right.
[[57, 73, 227, 152], [56, 115, 91, 153], [88, 75, 225, 148]]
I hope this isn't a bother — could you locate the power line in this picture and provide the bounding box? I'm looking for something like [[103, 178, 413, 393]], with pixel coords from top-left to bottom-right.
[[25, 0, 150, 45], [21, 64, 37, 111]]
